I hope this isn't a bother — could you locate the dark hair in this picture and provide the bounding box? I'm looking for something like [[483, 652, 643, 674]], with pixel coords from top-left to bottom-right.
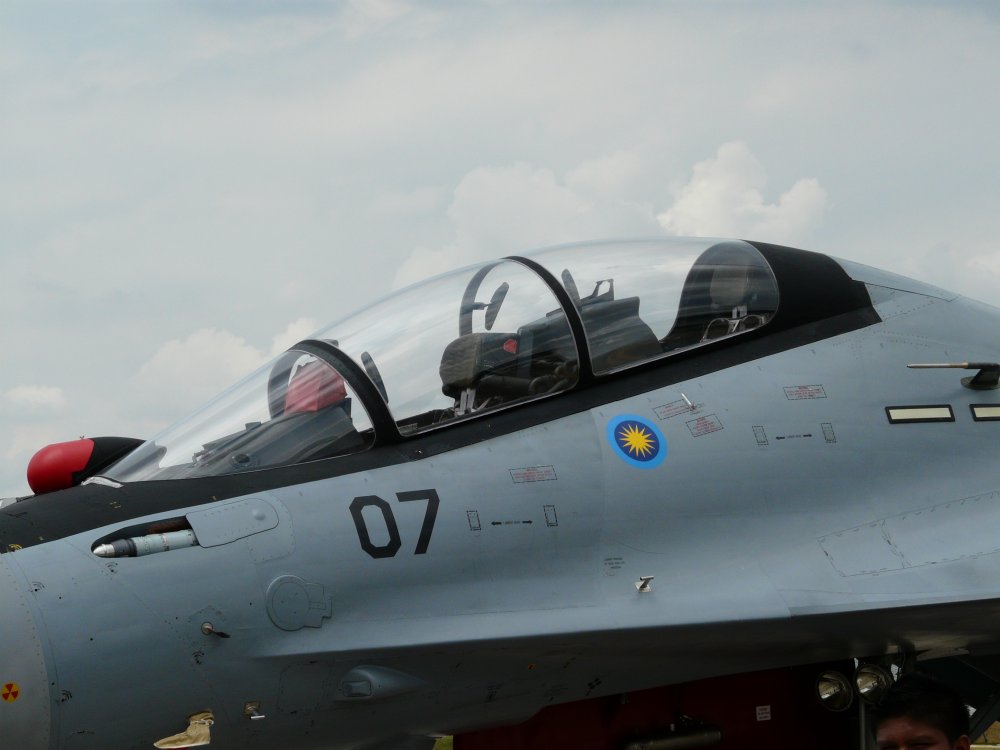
[[872, 672, 970, 742]]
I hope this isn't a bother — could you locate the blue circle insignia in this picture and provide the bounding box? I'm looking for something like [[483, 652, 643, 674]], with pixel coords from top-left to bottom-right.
[[607, 414, 667, 469]]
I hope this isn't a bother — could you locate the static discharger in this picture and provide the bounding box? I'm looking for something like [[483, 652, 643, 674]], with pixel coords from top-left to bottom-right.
[[200, 622, 230, 639], [908, 362, 1000, 389], [93, 529, 198, 558], [243, 701, 266, 720]]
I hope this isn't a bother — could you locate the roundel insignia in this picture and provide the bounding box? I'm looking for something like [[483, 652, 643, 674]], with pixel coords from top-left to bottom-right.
[[2, 682, 19, 703], [607, 414, 667, 469]]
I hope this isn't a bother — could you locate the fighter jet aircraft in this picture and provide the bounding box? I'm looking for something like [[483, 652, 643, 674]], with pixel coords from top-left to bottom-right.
[[3, 237, 1000, 750]]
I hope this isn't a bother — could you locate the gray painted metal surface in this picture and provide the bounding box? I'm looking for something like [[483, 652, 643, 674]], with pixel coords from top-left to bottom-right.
[[2, 240, 1000, 748]]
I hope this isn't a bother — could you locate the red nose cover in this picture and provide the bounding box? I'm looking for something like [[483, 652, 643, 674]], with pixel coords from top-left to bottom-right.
[[284, 361, 347, 414], [27, 439, 96, 495]]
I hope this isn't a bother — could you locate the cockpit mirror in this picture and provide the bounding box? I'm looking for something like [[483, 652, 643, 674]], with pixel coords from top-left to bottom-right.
[[484, 283, 509, 331]]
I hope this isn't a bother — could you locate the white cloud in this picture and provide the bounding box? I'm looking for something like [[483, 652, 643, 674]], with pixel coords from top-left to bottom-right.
[[393, 163, 590, 289], [392, 159, 663, 289], [133, 328, 268, 418], [180, 3, 411, 64], [269, 317, 320, 356], [393, 245, 466, 290], [657, 141, 829, 244], [966, 252, 1000, 276], [565, 151, 643, 197], [4, 385, 66, 410], [342, 0, 413, 39], [449, 163, 591, 254], [129, 319, 328, 422], [369, 186, 445, 216]]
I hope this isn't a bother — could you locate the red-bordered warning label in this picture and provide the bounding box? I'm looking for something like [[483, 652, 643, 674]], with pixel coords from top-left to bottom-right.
[[783, 384, 827, 400], [2, 682, 20, 703]]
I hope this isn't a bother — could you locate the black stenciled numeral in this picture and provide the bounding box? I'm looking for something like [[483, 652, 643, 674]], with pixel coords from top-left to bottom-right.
[[350, 489, 440, 559], [395, 488, 440, 555], [349, 495, 402, 559]]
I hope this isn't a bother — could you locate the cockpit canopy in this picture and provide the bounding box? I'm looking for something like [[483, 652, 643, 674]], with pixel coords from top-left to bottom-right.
[[107, 238, 780, 482]]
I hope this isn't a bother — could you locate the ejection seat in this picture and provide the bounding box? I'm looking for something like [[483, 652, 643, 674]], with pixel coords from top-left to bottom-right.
[[560, 270, 662, 373], [276, 359, 369, 461], [439, 332, 531, 414], [200, 358, 366, 472], [698, 264, 772, 341], [661, 242, 778, 353]]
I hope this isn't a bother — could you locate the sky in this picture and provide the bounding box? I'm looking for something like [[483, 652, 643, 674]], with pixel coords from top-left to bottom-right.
[[2, 1, 1000, 496]]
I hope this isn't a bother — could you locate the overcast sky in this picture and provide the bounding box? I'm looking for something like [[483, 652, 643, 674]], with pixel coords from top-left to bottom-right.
[[2, 1, 999, 496]]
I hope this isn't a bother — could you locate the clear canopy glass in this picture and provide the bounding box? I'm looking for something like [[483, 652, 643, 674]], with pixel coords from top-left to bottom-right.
[[105, 238, 778, 482], [108, 353, 374, 481], [312, 258, 578, 434], [533, 238, 778, 374]]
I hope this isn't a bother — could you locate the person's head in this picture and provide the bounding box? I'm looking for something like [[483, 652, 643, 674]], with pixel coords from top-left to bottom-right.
[[872, 672, 971, 750]]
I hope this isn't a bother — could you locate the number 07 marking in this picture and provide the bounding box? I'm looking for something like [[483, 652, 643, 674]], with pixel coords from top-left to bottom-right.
[[350, 489, 440, 559]]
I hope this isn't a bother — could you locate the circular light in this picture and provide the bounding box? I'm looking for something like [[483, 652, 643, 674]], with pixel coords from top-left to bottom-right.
[[855, 664, 893, 705], [816, 671, 854, 712]]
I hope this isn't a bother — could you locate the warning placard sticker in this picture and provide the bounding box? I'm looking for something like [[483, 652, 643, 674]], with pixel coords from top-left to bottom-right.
[[686, 414, 724, 437], [784, 385, 827, 400]]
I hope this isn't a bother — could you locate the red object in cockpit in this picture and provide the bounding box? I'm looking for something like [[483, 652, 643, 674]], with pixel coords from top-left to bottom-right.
[[285, 361, 347, 414]]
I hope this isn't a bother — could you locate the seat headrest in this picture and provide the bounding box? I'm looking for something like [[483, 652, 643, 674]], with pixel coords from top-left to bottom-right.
[[285, 361, 347, 414]]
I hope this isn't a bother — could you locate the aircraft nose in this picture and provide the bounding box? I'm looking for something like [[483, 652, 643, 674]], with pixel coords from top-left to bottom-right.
[[0, 553, 51, 749]]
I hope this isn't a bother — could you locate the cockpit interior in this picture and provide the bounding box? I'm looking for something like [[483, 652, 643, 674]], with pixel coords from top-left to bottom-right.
[[107, 238, 791, 482]]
